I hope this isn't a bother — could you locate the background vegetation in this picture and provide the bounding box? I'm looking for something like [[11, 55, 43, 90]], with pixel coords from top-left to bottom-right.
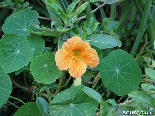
[[0, 0, 155, 115]]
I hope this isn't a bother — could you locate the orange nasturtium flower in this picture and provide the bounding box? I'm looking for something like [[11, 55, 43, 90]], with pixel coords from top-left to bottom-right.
[[55, 36, 99, 78]]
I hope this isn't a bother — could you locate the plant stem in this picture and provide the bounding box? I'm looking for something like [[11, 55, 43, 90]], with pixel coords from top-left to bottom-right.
[[0, 5, 16, 10], [141, 0, 155, 44], [9, 96, 25, 104], [129, 4, 137, 22], [76, 0, 84, 9], [55, 71, 66, 95], [92, 72, 101, 89], [45, 86, 52, 105], [99, 7, 105, 20], [142, 77, 154, 83], [117, 96, 124, 103], [120, 99, 134, 106], [76, 3, 106, 21], [133, 0, 154, 47], [110, 3, 116, 20], [86, 0, 92, 21], [74, 77, 82, 86], [12, 79, 28, 91], [116, 2, 133, 33], [131, 0, 152, 56], [8, 101, 20, 108]]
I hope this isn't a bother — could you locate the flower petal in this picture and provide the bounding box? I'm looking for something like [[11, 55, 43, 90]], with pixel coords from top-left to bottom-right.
[[68, 61, 87, 78], [55, 49, 72, 70], [62, 36, 81, 52], [82, 48, 100, 67], [72, 40, 88, 53]]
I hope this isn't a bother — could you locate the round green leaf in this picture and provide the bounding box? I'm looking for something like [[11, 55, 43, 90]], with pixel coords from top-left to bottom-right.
[[30, 53, 61, 84], [50, 86, 98, 116], [0, 34, 33, 73], [14, 102, 42, 116], [27, 35, 45, 55], [99, 49, 142, 96], [2, 9, 39, 37], [0, 69, 12, 107], [36, 97, 50, 116], [87, 34, 122, 49]]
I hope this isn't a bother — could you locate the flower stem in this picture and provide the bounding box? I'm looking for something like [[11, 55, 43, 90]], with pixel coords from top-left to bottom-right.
[[74, 77, 82, 86], [8, 101, 20, 108], [9, 96, 25, 104], [45, 86, 52, 105], [55, 71, 66, 95]]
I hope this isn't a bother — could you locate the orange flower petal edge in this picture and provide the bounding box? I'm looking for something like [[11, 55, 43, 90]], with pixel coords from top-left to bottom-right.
[[55, 36, 100, 78]]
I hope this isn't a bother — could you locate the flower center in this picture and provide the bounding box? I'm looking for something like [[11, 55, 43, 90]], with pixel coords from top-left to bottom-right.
[[72, 49, 82, 62], [73, 49, 80, 56]]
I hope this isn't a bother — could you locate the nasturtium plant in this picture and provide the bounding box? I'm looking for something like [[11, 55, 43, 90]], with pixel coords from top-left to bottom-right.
[[0, 0, 154, 115], [0, 69, 12, 107], [0, 34, 33, 73], [14, 102, 42, 116], [27, 35, 45, 55], [87, 34, 122, 49], [27, 24, 60, 37], [50, 86, 98, 116], [36, 97, 50, 116], [82, 86, 103, 103], [30, 53, 61, 84], [2, 9, 39, 37], [99, 49, 142, 96]]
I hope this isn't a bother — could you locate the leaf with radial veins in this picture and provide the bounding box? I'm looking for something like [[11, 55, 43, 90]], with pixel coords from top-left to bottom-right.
[[27, 35, 45, 55], [99, 49, 142, 96], [0, 34, 33, 73], [50, 86, 98, 116], [2, 9, 39, 37], [14, 102, 42, 116], [0, 69, 12, 107], [30, 53, 61, 84]]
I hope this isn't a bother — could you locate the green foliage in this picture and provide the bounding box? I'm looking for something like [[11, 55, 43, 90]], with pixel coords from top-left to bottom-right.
[[66, 0, 80, 16], [102, 0, 124, 4], [44, 0, 88, 27], [87, 34, 122, 49], [2, 9, 39, 37], [50, 86, 98, 116], [82, 86, 103, 103], [145, 68, 155, 81], [128, 91, 155, 109], [0, 0, 14, 6], [99, 49, 142, 96], [82, 17, 99, 38], [30, 53, 61, 84], [0, 69, 12, 107], [36, 97, 50, 116], [27, 35, 45, 55], [68, 2, 88, 25], [0, 34, 33, 73], [0, 0, 155, 115], [27, 25, 59, 37], [14, 102, 42, 116]]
